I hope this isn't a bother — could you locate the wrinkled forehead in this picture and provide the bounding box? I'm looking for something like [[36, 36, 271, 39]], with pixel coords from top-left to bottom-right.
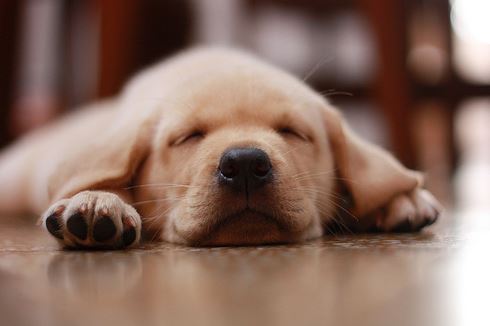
[[163, 75, 325, 131]]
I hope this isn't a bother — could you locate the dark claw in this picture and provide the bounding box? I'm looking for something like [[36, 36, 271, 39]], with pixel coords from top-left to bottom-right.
[[93, 216, 117, 242], [122, 227, 136, 247], [67, 213, 88, 240], [425, 209, 440, 226], [425, 215, 438, 226], [392, 219, 413, 233], [46, 214, 63, 239]]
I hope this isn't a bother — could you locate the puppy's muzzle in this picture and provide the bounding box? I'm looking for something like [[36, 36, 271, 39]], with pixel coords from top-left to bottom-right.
[[218, 147, 272, 194]]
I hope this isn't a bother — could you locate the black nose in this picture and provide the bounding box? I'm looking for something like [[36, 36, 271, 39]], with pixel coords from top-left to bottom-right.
[[218, 148, 273, 193]]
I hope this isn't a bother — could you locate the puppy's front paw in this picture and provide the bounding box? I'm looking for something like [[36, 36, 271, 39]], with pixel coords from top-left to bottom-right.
[[41, 191, 141, 249], [376, 188, 442, 232]]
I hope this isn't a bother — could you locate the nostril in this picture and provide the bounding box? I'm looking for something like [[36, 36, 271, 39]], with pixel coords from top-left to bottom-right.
[[252, 157, 271, 177], [219, 157, 239, 178]]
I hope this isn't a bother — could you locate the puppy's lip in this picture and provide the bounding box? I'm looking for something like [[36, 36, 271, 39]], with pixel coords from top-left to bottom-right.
[[174, 207, 300, 246]]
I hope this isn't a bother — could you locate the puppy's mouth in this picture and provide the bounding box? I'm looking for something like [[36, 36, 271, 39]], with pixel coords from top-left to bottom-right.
[[199, 208, 291, 246]]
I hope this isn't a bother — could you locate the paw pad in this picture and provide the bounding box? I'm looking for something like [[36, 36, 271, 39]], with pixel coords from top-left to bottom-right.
[[46, 213, 63, 239], [67, 213, 88, 240], [93, 216, 117, 242]]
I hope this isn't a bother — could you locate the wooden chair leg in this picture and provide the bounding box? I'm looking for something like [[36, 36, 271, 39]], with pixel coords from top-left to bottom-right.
[[357, 0, 416, 168]]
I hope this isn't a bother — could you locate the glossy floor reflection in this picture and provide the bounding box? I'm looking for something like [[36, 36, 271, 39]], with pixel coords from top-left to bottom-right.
[[0, 211, 488, 326]]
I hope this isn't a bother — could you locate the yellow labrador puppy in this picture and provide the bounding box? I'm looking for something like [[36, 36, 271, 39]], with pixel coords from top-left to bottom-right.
[[0, 48, 441, 248]]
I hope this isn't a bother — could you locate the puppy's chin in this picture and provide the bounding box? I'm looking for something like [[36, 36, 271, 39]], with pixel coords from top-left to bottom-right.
[[200, 210, 293, 246]]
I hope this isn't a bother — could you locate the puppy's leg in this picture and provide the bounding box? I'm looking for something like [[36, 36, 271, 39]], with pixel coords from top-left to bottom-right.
[[0, 146, 32, 215], [375, 188, 442, 232], [41, 190, 141, 249]]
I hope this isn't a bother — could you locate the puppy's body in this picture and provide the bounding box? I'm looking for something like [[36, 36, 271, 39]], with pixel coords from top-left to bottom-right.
[[0, 48, 440, 248]]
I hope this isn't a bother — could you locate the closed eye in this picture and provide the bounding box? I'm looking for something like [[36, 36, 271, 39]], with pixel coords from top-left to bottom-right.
[[277, 127, 309, 141], [172, 131, 205, 146]]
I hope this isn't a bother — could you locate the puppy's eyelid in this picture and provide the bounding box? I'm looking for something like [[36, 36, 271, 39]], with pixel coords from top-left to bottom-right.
[[277, 127, 311, 142], [171, 131, 205, 146]]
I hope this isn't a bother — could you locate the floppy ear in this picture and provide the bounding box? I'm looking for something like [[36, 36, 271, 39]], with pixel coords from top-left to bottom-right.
[[48, 99, 154, 202], [323, 105, 423, 217]]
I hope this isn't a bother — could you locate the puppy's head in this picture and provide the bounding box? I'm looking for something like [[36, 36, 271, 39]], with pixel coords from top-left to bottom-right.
[[135, 68, 337, 245]]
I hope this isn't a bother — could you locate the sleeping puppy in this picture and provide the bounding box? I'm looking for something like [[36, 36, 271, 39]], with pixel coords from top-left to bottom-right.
[[0, 48, 441, 248]]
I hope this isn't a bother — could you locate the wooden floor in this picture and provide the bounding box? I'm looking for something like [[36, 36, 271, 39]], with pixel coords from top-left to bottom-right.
[[0, 209, 488, 326]]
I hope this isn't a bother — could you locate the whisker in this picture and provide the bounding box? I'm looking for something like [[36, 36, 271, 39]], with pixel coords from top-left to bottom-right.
[[144, 205, 175, 236], [293, 174, 360, 185], [125, 183, 198, 190], [289, 168, 340, 180], [131, 196, 186, 206], [321, 197, 358, 223], [287, 186, 359, 223], [281, 144, 303, 156], [303, 55, 334, 82], [320, 89, 353, 98], [315, 201, 356, 234], [292, 171, 338, 181], [327, 209, 354, 234], [323, 221, 336, 236]]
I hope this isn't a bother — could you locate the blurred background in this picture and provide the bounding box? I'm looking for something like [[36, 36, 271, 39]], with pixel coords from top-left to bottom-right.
[[0, 0, 489, 210]]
